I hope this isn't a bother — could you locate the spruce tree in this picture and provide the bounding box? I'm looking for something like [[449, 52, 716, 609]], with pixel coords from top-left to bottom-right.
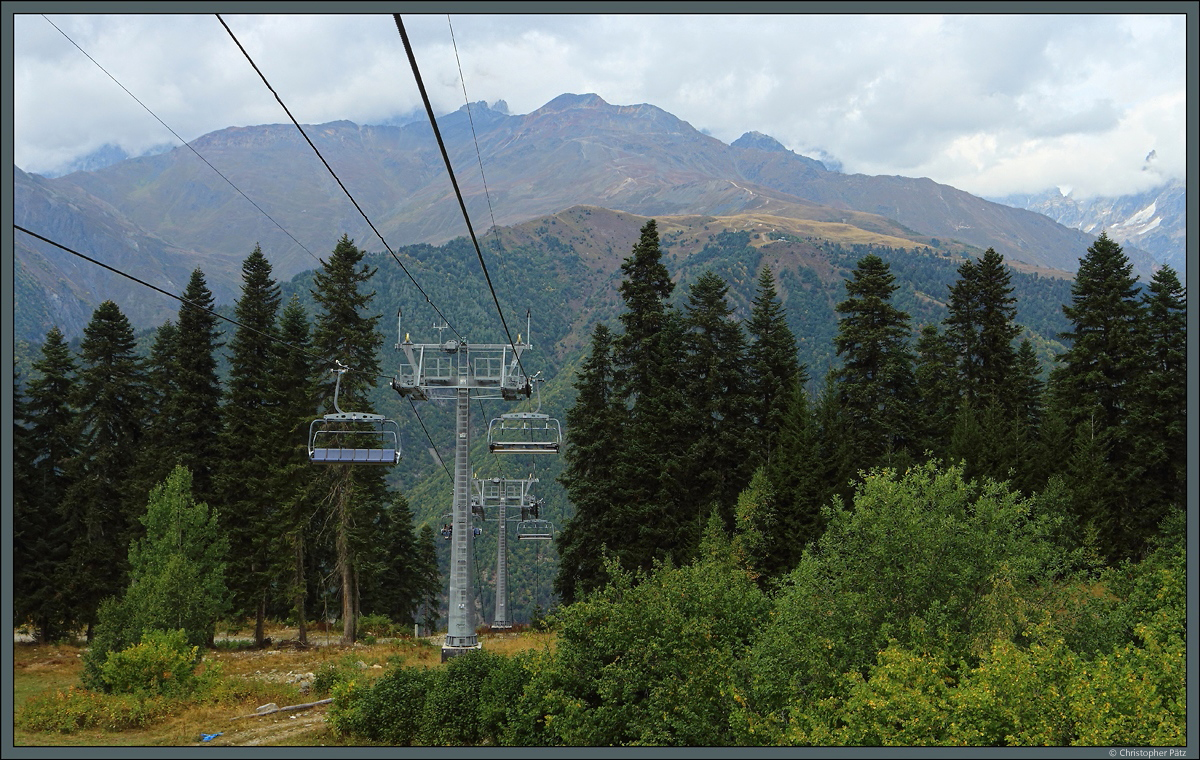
[[1125, 265, 1186, 547], [678, 271, 753, 537], [133, 320, 181, 506], [745, 266, 804, 469], [611, 219, 689, 572], [1049, 232, 1145, 559], [215, 245, 282, 646], [1010, 337, 1045, 431], [1051, 232, 1143, 436], [164, 269, 224, 504], [310, 234, 387, 644], [15, 329, 79, 642], [912, 324, 959, 461], [832, 254, 916, 467], [271, 294, 321, 644], [945, 249, 1020, 409], [415, 524, 441, 634], [61, 301, 150, 638], [555, 323, 622, 604], [1007, 338, 1047, 496], [762, 376, 827, 576], [81, 466, 229, 690]]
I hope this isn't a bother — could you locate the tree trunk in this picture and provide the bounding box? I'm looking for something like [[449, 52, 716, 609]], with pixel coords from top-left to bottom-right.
[[294, 533, 307, 645], [256, 595, 267, 648], [337, 470, 355, 646]]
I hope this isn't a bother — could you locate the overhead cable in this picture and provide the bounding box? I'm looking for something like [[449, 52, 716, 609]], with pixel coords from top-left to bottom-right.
[[216, 13, 464, 343], [393, 14, 528, 381], [13, 224, 390, 380], [41, 15, 323, 266]]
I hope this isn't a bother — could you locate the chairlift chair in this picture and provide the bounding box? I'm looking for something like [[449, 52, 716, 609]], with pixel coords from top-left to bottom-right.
[[308, 363, 401, 465], [516, 519, 554, 541], [486, 377, 562, 454]]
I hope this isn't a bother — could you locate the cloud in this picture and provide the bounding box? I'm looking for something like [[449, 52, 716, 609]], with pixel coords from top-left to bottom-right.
[[13, 12, 1186, 199]]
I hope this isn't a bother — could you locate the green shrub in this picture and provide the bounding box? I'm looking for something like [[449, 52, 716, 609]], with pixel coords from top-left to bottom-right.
[[479, 652, 535, 745], [99, 628, 201, 697], [417, 649, 504, 745], [357, 613, 394, 638], [327, 666, 436, 745], [312, 661, 353, 698], [17, 687, 170, 733]]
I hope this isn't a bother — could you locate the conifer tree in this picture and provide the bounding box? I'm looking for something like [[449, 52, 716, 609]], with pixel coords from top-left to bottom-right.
[[762, 376, 827, 576], [832, 254, 916, 467], [133, 321, 181, 504], [61, 301, 150, 638], [271, 294, 321, 643], [81, 466, 228, 690], [615, 220, 675, 402], [310, 235, 387, 644], [912, 324, 959, 460], [1125, 265, 1186, 547], [1051, 232, 1143, 436], [745, 266, 804, 469], [611, 220, 689, 571], [945, 249, 1020, 409], [556, 323, 622, 604], [15, 329, 79, 642], [215, 245, 282, 647], [164, 269, 224, 504], [356, 493, 434, 625], [1010, 337, 1045, 431], [415, 524, 441, 634], [678, 271, 753, 537], [1049, 232, 1145, 558]]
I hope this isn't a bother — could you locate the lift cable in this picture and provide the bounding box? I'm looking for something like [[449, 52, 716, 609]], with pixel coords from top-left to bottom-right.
[[447, 15, 506, 257], [14, 225, 391, 381], [41, 15, 323, 267], [393, 14, 528, 381], [216, 13, 464, 343], [407, 398, 454, 484]]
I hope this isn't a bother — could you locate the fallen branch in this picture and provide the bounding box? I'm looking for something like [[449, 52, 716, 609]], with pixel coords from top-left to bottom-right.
[[231, 698, 333, 720]]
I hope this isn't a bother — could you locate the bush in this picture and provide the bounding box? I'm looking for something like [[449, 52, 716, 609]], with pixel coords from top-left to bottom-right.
[[417, 649, 504, 745], [99, 628, 202, 697], [480, 652, 535, 745], [327, 666, 436, 745], [751, 462, 1074, 719], [357, 613, 394, 638], [518, 518, 769, 747], [17, 687, 170, 733], [311, 661, 354, 698]]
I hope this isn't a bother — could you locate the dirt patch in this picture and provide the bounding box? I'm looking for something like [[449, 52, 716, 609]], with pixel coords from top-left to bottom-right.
[[202, 707, 331, 746]]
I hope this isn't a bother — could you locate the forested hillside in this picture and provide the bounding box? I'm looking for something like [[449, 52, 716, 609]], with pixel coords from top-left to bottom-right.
[[13, 212, 1184, 746]]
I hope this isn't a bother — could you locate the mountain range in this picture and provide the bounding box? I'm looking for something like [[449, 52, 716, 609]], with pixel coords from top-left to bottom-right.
[[12, 92, 1167, 345], [992, 176, 1186, 275]]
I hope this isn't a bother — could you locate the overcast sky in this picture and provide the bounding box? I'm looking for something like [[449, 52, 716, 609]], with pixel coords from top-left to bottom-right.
[[12, 11, 1187, 201]]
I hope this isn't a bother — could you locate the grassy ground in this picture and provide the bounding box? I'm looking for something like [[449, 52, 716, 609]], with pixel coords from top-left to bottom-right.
[[12, 624, 556, 747]]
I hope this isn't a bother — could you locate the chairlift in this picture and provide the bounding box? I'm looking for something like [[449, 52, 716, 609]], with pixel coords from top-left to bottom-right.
[[516, 499, 553, 540], [487, 376, 561, 454], [308, 363, 401, 465], [516, 519, 553, 541]]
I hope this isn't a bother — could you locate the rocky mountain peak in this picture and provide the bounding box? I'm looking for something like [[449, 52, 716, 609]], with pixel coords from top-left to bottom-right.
[[731, 131, 788, 152]]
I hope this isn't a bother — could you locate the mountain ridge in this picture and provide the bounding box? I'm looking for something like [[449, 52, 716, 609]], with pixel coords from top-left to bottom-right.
[[14, 92, 1156, 345]]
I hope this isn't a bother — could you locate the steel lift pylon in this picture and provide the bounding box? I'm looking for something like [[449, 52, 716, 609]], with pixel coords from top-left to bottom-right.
[[392, 320, 531, 661]]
